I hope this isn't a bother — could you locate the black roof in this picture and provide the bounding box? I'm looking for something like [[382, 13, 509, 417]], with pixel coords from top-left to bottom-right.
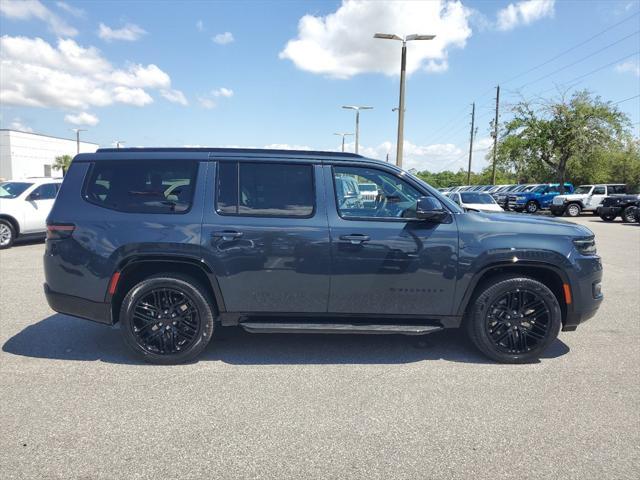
[[95, 147, 363, 159]]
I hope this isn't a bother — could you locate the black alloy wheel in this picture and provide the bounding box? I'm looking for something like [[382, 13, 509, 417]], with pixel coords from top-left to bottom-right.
[[466, 275, 561, 363], [622, 206, 636, 223], [485, 289, 551, 354], [120, 274, 215, 364]]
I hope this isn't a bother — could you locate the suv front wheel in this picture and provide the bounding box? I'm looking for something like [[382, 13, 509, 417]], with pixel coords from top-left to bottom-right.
[[565, 203, 581, 217], [0, 220, 15, 249], [119, 274, 215, 364], [525, 201, 539, 214], [622, 206, 636, 223], [465, 275, 562, 363]]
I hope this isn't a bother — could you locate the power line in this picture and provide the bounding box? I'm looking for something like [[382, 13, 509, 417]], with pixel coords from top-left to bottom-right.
[[519, 30, 640, 89], [502, 10, 640, 85], [612, 94, 640, 105]]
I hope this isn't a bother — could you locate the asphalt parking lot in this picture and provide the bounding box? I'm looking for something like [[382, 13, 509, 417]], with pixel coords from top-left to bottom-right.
[[1, 216, 638, 480]]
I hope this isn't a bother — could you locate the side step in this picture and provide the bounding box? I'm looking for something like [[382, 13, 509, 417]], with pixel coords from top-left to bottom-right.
[[239, 322, 443, 336]]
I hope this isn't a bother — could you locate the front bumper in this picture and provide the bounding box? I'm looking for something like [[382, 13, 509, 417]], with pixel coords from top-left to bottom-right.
[[562, 256, 604, 331], [550, 204, 566, 215], [598, 206, 622, 218], [44, 283, 112, 325]]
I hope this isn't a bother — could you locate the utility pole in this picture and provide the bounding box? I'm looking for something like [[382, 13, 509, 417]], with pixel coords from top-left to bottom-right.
[[70, 128, 86, 154], [466, 103, 475, 185], [491, 85, 500, 185]]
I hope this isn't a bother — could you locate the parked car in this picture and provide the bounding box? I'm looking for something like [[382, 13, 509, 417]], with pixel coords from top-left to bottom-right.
[[494, 184, 535, 209], [447, 191, 504, 212], [0, 178, 62, 249], [508, 183, 574, 213], [358, 182, 379, 206], [550, 184, 627, 217], [44, 148, 603, 365], [596, 193, 639, 222]]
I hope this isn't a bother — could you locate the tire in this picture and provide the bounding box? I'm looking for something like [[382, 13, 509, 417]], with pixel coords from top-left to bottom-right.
[[119, 274, 216, 364], [599, 213, 616, 222], [566, 203, 581, 217], [525, 201, 539, 214], [622, 206, 636, 223], [465, 275, 562, 364], [0, 220, 16, 249]]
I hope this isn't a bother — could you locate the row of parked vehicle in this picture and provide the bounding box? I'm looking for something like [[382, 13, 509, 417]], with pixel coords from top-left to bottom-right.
[[438, 182, 640, 221]]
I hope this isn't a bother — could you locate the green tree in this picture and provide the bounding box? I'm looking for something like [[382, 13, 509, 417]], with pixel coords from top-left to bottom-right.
[[53, 154, 73, 175], [498, 90, 631, 192]]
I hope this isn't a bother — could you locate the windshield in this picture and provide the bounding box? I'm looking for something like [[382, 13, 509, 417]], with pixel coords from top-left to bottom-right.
[[574, 186, 593, 194], [532, 185, 547, 193], [358, 184, 377, 192], [523, 185, 538, 192], [0, 182, 33, 199], [460, 192, 496, 204]]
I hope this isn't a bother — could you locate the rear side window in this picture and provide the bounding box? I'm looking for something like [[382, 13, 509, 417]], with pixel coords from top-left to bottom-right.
[[84, 160, 197, 214], [216, 162, 314, 217], [608, 185, 626, 194]]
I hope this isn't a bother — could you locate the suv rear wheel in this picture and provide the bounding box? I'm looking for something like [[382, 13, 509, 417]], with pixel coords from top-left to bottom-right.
[[119, 274, 215, 364], [0, 220, 15, 249], [622, 206, 636, 223], [465, 275, 561, 363], [566, 203, 581, 217]]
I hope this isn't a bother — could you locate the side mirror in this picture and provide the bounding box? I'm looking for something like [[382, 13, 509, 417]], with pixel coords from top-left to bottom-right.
[[416, 196, 448, 222]]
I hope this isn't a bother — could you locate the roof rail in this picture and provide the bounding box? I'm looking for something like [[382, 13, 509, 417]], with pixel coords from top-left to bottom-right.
[[95, 147, 364, 158]]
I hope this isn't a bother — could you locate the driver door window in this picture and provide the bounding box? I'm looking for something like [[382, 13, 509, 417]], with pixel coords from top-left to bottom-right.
[[332, 166, 422, 220]]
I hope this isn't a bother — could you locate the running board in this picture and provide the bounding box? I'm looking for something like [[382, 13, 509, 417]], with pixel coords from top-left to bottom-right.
[[239, 322, 443, 336]]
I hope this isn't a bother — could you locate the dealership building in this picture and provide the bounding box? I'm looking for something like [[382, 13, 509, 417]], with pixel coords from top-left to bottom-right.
[[0, 129, 99, 181]]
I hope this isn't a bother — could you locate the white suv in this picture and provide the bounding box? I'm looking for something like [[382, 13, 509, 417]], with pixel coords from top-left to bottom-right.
[[550, 184, 626, 217], [0, 178, 62, 249]]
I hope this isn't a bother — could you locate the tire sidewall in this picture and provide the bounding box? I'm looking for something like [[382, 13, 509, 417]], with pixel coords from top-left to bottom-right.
[[0, 220, 15, 249], [526, 201, 538, 214], [120, 276, 215, 364], [467, 277, 562, 363], [622, 206, 635, 223]]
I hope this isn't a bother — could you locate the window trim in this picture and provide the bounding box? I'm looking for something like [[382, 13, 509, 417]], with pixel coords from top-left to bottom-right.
[[330, 165, 426, 223], [81, 160, 198, 215], [214, 160, 317, 219]]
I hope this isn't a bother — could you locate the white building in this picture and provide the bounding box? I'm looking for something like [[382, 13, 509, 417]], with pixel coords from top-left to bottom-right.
[[0, 129, 99, 181]]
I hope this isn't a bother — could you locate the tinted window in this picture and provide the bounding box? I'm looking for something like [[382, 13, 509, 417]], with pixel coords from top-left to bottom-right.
[[460, 192, 496, 204], [333, 166, 423, 219], [0, 182, 32, 198], [32, 183, 58, 200], [216, 162, 314, 217], [608, 185, 626, 194], [84, 160, 197, 213], [593, 186, 606, 195]]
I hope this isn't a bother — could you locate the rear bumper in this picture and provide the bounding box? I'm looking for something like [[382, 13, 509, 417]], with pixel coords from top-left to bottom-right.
[[44, 283, 112, 325]]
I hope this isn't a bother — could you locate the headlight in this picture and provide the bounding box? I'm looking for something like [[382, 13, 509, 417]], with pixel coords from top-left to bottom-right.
[[573, 237, 597, 255]]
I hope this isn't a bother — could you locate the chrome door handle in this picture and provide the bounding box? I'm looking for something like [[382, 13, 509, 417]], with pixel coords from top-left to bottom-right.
[[212, 230, 244, 241], [339, 234, 370, 245]]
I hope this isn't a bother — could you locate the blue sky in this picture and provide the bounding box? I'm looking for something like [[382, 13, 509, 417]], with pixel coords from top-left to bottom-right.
[[1, 0, 639, 172]]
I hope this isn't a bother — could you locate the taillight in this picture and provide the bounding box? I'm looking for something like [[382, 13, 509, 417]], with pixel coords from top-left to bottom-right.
[[46, 223, 75, 240]]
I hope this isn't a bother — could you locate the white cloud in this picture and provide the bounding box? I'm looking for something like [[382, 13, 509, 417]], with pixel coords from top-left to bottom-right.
[[279, 0, 471, 79], [0, 0, 77, 36], [212, 32, 234, 45], [212, 87, 234, 97], [496, 0, 555, 31], [55, 1, 84, 18], [263, 144, 313, 151], [64, 112, 99, 126], [198, 97, 216, 109], [98, 22, 147, 42], [161, 89, 188, 105], [196, 20, 204, 32], [615, 59, 640, 77], [8, 118, 33, 133], [0, 35, 183, 110]]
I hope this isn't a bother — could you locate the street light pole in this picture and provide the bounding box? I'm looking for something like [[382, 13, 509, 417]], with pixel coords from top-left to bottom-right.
[[341, 105, 373, 154], [116, 140, 125, 149], [374, 33, 436, 169], [334, 132, 354, 152], [70, 128, 86, 154]]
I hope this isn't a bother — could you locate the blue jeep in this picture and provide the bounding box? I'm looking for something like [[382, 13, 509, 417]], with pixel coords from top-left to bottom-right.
[[508, 183, 574, 214]]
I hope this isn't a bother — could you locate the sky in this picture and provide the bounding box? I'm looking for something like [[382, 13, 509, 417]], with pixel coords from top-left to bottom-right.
[[1, 0, 639, 172]]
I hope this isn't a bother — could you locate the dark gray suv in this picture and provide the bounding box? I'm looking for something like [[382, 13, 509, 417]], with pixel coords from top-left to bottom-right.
[[44, 148, 603, 364]]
